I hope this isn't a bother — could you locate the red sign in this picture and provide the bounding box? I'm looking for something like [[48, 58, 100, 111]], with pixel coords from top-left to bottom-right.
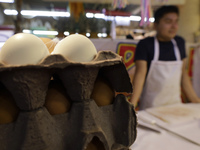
[[116, 42, 137, 70]]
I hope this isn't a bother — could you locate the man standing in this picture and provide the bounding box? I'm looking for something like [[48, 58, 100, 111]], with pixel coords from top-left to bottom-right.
[[130, 5, 200, 110]]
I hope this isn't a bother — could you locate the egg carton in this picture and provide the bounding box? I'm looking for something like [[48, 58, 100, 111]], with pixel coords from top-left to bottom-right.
[[0, 51, 137, 150]]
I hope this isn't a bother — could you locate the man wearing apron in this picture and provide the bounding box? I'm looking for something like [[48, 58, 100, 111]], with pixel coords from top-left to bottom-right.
[[130, 5, 200, 110]]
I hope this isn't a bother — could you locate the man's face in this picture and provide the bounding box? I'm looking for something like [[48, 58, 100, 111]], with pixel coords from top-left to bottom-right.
[[154, 12, 179, 41]]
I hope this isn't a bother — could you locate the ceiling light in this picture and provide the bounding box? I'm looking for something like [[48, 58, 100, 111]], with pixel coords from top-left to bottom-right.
[[130, 15, 141, 21], [115, 16, 130, 26], [97, 33, 107, 38], [64, 31, 69, 36], [33, 30, 58, 36], [4, 9, 70, 17], [22, 29, 31, 34], [0, 0, 14, 3], [104, 16, 114, 21], [86, 12, 106, 19], [4, 9, 18, 15], [86, 33, 90, 37], [23, 29, 59, 36], [149, 17, 155, 22], [86, 13, 148, 22], [86, 13, 94, 18], [21, 10, 70, 17], [4, 9, 154, 23], [94, 13, 105, 19]]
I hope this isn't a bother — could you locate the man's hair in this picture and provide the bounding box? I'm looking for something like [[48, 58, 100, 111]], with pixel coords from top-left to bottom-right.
[[154, 5, 179, 23]]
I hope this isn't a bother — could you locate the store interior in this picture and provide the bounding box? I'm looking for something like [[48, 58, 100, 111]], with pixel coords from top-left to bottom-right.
[[0, 0, 144, 39], [1, 0, 200, 81], [0, 1, 179, 40], [0, 0, 199, 42], [0, 1, 200, 150]]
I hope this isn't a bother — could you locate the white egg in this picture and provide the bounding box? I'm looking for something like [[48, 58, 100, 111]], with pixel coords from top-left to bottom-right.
[[0, 33, 49, 65], [52, 34, 97, 62]]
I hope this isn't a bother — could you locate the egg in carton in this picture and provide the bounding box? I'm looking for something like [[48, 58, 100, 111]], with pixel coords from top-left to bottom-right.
[[0, 33, 137, 150]]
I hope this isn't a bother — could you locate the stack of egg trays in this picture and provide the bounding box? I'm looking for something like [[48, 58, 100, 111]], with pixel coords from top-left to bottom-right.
[[0, 51, 137, 150]]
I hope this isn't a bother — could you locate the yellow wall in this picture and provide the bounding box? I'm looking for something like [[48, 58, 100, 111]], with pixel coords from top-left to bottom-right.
[[178, 0, 200, 43]]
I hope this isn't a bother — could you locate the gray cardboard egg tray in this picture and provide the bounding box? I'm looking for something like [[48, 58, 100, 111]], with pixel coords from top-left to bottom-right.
[[0, 51, 137, 150]]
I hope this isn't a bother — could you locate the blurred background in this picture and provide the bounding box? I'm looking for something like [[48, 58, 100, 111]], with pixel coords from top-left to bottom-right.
[[0, 0, 199, 43]]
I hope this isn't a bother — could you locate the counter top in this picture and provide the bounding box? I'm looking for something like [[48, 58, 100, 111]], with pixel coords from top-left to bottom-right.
[[130, 103, 200, 150]]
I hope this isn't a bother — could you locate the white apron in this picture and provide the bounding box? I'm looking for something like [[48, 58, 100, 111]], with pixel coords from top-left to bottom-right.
[[139, 37, 183, 110]]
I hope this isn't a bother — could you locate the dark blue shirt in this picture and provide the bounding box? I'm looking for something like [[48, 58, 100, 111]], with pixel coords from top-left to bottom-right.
[[134, 36, 186, 72]]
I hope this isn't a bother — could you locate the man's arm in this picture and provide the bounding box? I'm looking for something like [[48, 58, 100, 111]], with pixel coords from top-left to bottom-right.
[[181, 58, 200, 103], [130, 60, 147, 107]]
